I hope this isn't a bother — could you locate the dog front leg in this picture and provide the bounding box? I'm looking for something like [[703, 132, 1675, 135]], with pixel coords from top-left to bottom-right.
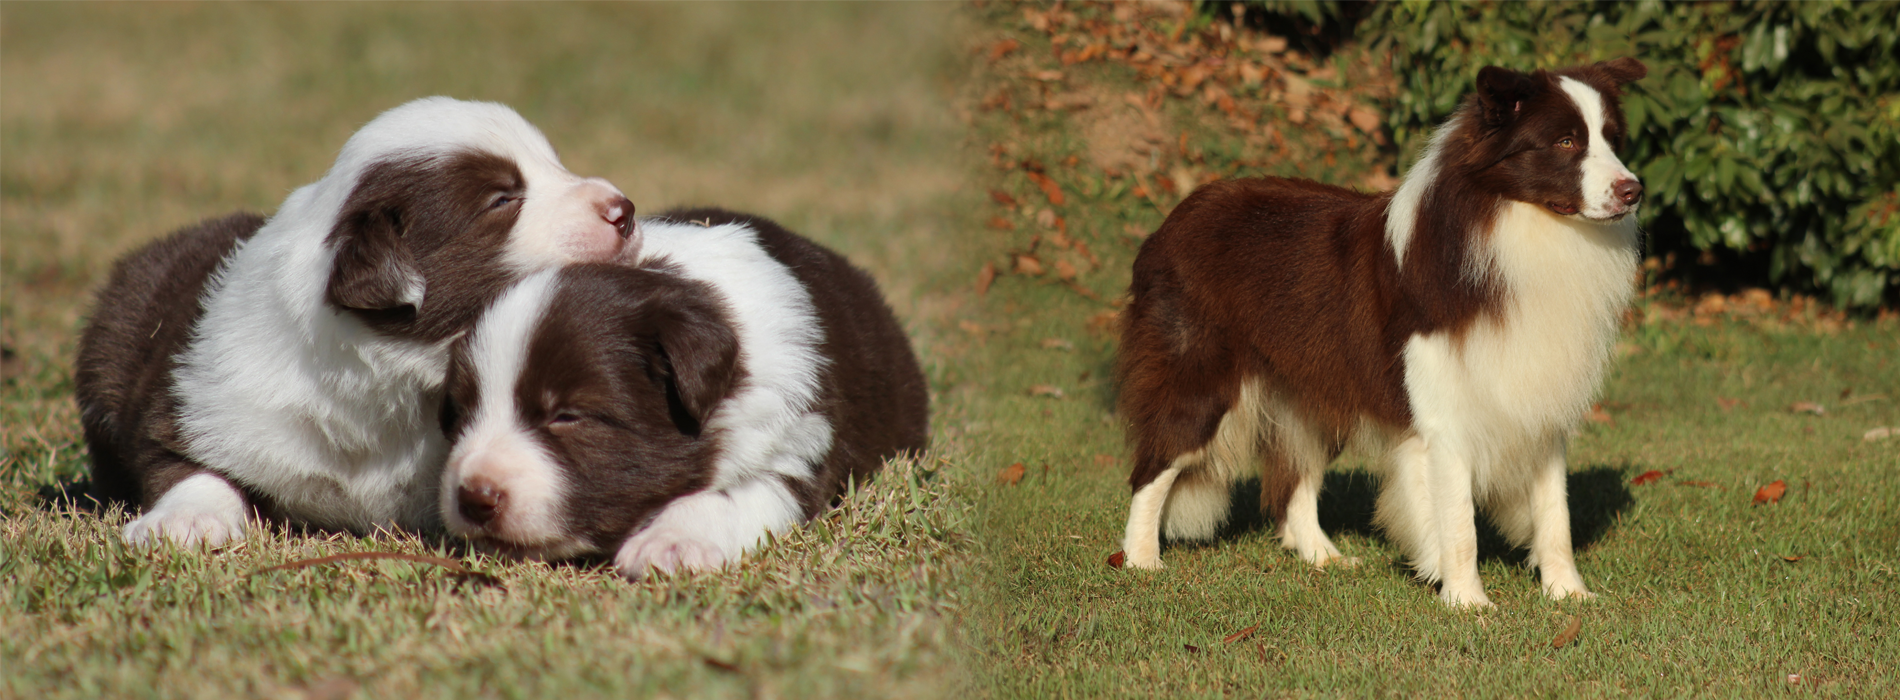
[[1426, 440, 1491, 608], [123, 468, 251, 547], [613, 477, 804, 579], [1529, 443, 1592, 600]]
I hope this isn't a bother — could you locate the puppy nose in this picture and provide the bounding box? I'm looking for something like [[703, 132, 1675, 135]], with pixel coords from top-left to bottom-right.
[[1614, 178, 1644, 206], [602, 195, 635, 239], [457, 479, 505, 527]]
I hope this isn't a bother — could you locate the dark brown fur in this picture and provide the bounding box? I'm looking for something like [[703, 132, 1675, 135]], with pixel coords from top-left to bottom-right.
[[441, 208, 929, 552], [75, 213, 266, 508]]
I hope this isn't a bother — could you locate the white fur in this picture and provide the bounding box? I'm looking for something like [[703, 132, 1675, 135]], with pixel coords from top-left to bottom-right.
[[632, 218, 833, 491], [1385, 115, 1461, 268], [159, 98, 628, 545], [439, 271, 586, 558], [1122, 461, 1186, 570], [122, 473, 249, 548], [1558, 78, 1640, 221], [613, 476, 806, 577], [1386, 201, 1637, 605]]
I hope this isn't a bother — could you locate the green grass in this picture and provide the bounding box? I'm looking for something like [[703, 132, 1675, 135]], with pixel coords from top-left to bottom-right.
[[955, 4, 1900, 697], [3, 3, 978, 698]]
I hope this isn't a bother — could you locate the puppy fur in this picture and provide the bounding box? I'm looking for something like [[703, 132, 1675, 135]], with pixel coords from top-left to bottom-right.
[[438, 208, 929, 577], [76, 97, 636, 546]]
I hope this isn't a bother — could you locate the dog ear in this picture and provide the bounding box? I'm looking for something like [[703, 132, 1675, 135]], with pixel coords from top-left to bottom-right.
[[326, 207, 426, 312], [646, 292, 739, 436], [1475, 66, 1538, 128], [1596, 57, 1648, 86]]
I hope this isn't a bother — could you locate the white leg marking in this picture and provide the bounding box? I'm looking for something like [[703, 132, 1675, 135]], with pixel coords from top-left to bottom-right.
[[1528, 443, 1592, 600], [1123, 461, 1188, 570], [1426, 439, 1491, 608], [122, 472, 249, 548], [613, 477, 804, 579], [1279, 469, 1352, 568]]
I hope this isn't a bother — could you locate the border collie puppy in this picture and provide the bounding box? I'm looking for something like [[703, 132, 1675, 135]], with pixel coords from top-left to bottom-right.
[[1117, 59, 1647, 606], [76, 97, 637, 547], [436, 208, 928, 578]]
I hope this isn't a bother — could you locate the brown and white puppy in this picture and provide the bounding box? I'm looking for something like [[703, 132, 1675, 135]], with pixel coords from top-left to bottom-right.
[[1117, 59, 1647, 606], [437, 208, 928, 577], [75, 97, 636, 546]]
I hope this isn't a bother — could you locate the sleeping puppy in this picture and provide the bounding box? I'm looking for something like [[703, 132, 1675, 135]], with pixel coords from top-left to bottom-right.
[[437, 208, 929, 577], [75, 97, 637, 546]]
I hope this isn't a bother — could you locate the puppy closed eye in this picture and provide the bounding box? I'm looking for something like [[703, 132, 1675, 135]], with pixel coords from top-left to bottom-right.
[[488, 190, 523, 211], [546, 412, 585, 435]]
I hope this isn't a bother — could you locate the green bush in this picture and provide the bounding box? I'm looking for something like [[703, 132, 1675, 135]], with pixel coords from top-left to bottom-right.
[[1368, 0, 1900, 308], [1241, 0, 1900, 309]]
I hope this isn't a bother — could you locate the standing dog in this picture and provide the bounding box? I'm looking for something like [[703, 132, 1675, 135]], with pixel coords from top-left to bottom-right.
[[1117, 59, 1647, 606], [76, 97, 637, 546], [435, 208, 929, 578]]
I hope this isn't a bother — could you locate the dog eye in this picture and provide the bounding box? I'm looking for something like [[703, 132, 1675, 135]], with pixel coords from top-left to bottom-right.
[[1557, 137, 1578, 150], [489, 191, 521, 210]]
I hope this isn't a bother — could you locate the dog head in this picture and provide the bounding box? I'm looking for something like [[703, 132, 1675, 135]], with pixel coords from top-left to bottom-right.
[[435, 263, 744, 559], [1468, 58, 1648, 222], [304, 97, 637, 341]]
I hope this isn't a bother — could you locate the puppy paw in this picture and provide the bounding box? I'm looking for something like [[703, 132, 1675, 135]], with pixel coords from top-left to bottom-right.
[[1543, 579, 1596, 601], [614, 527, 729, 579], [1438, 583, 1495, 609], [122, 473, 248, 548]]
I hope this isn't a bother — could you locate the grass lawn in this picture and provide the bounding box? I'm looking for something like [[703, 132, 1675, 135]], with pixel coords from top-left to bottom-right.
[[954, 3, 1898, 697], [2, 4, 977, 698]]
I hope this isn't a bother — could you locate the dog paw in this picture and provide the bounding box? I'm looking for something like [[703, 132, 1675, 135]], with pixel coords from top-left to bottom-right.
[[122, 474, 248, 548], [1312, 554, 1361, 570], [1438, 584, 1495, 609], [614, 527, 729, 579], [123, 509, 246, 548], [1543, 580, 1596, 601]]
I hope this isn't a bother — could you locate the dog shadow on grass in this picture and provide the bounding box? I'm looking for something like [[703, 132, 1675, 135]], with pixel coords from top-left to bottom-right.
[[1166, 464, 1636, 572]]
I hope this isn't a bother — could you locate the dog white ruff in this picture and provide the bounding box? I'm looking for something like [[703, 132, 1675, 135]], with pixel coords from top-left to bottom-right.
[[157, 98, 619, 539]]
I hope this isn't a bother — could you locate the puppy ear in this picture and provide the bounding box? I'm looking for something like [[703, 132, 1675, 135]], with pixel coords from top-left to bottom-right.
[[647, 294, 740, 435], [1597, 57, 1648, 85], [1475, 66, 1538, 128], [327, 207, 426, 312]]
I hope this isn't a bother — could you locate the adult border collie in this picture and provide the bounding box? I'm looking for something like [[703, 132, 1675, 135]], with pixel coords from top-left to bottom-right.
[[434, 208, 929, 578], [76, 97, 636, 547], [1117, 59, 1646, 607]]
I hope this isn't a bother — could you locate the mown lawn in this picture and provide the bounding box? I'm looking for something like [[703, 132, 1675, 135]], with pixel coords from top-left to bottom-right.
[[954, 3, 1898, 697], [2, 4, 978, 698]]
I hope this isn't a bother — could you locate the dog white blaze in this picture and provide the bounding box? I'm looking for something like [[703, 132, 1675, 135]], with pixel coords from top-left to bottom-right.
[[1557, 78, 1640, 221], [440, 270, 579, 554]]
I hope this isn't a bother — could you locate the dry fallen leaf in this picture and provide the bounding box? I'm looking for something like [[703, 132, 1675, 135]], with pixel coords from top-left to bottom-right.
[[1026, 171, 1066, 206], [1222, 625, 1259, 644], [1587, 404, 1615, 425], [1781, 554, 1803, 563], [1347, 105, 1381, 134], [987, 38, 1020, 62], [985, 216, 1015, 231], [1014, 254, 1046, 276], [1631, 470, 1664, 486], [1716, 397, 1744, 411], [989, 189, 1020, 208], [1550, 616, 1582, 649], [957, 319, 985, 336], [1753, 479, 1787, 505], [1087, 310, 1120, 334], [976, 262, 996, 296], [998, 462, 1025, 486], [1054, 259, 1079, 281], [1789, 401, 1826, 415], [1094, 454, 1119, 468], [1183, 644, 1201, 654], [1864, 426, 1896, 442], [1106, 550, 1126, 568], [1029, 384, 1065, 399]]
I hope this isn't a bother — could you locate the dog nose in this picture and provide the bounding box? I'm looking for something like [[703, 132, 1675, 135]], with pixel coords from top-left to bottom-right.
[[602, 196, 635, 239], [457, 479, 505, 527], [1614, 179, 1644, 206]]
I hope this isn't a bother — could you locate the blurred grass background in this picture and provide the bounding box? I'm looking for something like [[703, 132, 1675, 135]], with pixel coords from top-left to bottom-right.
[[2, 3, 981, 698]]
